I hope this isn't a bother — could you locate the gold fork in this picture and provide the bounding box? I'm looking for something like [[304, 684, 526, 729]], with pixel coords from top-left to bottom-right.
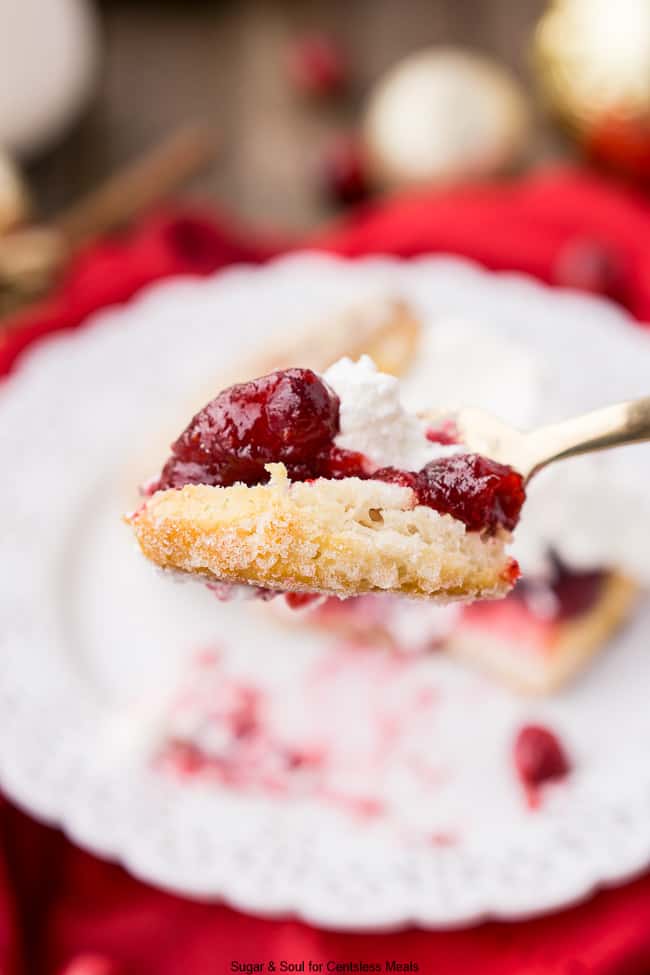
[[425, 397, 650, 481]]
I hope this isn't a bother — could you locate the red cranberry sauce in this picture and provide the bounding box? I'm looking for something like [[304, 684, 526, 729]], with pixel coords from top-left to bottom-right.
[[374, 454, 524, 533], [155, 368, 525, 533], [157, 367, 359, 489], [514, 724, 571, 789], [416, 454, 524, 534], [514, 552, 606, 621]]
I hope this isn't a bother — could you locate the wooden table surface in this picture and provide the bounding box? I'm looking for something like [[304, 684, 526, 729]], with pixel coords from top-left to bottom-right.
[[26, 0, 562, 235]]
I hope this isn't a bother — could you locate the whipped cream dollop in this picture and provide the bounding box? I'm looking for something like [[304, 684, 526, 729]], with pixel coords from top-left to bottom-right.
[[323, 355, 459, 470]]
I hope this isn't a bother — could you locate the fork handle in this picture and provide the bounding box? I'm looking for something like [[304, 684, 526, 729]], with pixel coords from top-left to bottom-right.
[[524, 396, 650, 479]]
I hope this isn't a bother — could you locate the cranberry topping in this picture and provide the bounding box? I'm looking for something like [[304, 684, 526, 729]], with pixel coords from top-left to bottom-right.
[[515, 553, 606, 621], [551, 570, 605, 619], [502, 559, 521, 586], [196, 368, 338, 461], [417, 454, 525, 533], [375, 457, 524, 533], [319, 445, 371, 479], [373, 467, 421, 492], [157, 368, 340, 490], [158, 455, 264, 490], [155, 368, 524, 534], [514, 725, 570, 788]]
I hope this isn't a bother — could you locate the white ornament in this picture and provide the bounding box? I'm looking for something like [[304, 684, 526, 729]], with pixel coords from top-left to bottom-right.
[[364, 47, 530, 187], [0, 0, 99, 156]]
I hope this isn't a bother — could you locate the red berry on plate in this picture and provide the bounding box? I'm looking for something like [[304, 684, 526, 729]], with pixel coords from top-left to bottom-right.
[[320, 445, 371, 479], [321, 137, 370, 207], [514, 724, 570, 788], [287, 33, 347, 97]]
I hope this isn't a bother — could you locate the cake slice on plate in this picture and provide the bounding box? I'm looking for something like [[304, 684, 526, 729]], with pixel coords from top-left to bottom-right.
[[447, 562, 637, 692], [281, 561, 636, 692], [251, 295, 421, 380], [128, 357, 524, 601]]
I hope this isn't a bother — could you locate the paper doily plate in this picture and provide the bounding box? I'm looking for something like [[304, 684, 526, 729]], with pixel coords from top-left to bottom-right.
[[2, 253, 650, 930]]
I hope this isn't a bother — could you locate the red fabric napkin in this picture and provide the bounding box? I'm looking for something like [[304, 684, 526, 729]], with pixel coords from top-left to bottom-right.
[[3, 166, 650, 975]]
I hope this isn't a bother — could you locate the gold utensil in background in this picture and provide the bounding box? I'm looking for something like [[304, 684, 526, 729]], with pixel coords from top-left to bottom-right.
[[0, 122, 215, 322]]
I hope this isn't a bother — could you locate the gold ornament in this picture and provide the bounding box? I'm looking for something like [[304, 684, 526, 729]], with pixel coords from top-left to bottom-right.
[[362, 47, 531, 189], [535, 0, 650, 178]]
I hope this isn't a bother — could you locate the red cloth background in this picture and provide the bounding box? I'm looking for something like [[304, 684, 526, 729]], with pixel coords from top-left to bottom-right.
[[3, 167, 650, 975]]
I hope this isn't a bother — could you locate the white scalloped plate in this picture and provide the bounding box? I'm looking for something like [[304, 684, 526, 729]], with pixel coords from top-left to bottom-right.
[[2, 253, 650, 931]]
